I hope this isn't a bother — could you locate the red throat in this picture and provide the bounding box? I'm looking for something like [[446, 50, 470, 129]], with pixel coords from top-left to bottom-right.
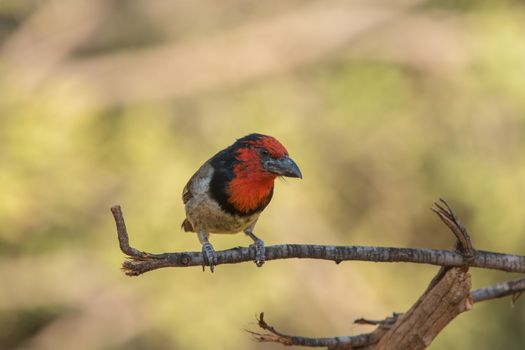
[[228, 147, 276, 213]]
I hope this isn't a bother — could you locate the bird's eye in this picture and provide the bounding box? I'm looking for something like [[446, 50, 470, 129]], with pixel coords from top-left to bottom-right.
[[260, 149, 270, 157]]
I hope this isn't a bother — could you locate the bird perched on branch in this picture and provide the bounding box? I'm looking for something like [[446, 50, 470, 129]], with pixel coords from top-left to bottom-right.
[[182, 133, 302, 272]]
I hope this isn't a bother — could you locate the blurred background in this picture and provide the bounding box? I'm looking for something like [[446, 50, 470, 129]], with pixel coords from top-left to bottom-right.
[[1, 0, 524, 349]]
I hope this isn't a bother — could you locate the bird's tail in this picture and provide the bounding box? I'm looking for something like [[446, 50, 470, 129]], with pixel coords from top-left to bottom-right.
[[181, 219, 194, 232]]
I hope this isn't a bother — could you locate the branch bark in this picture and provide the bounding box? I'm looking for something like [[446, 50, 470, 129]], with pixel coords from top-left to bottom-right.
[[471, 277, 525, 303], [371, 267, 471, 350]]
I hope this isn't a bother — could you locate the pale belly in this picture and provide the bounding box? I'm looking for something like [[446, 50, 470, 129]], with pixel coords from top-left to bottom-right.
[[186, 195, 259, 234]]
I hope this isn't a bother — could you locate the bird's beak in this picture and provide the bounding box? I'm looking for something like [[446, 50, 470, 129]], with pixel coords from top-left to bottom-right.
[[265, 155, 302, 179]]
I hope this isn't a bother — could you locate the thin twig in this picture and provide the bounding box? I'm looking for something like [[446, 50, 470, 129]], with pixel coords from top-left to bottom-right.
[[111, 206, 152, 260], [431, 198, 474, 259], [426, 198, 475, 292], [471, 277, 525, 303], [247, 312, 378, 349], [354, 313, 401, 327]]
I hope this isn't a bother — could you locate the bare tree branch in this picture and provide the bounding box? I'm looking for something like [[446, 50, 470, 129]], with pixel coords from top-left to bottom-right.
[[112, 199, 525, 349], [110, 205, 525, 276], [431, 198, 474, 259], [248, 276, 525, 349], [244, 199, 525, 349], [471, 277, 525, 303], [354, 313, 401, 326], [247, 312, 380, 349], [424, 198, 474, 292], [372, 268, 472, 350]]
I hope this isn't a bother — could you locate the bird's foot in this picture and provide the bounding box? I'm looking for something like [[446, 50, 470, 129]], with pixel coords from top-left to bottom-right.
[[250, 238, 265, 267], [201, 242, 217, 273]]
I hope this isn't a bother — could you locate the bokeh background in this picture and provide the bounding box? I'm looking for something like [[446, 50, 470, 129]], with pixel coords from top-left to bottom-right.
[[1, 0, 525, 349]]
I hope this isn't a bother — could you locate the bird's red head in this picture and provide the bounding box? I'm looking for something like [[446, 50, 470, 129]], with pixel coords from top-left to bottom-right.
[[240, 135, 289, 159], [227, 134, 302, 214]]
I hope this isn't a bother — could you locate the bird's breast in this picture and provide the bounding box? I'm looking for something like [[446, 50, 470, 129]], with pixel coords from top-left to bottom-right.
[[227, 175, 274, 214]]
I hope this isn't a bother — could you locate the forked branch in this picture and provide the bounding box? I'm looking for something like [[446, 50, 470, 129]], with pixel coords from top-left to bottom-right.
[[111, 200, 525, 349], [246, 200, 525, 349]]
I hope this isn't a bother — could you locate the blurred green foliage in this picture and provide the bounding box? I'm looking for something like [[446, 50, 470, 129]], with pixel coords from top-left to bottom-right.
[[0, 1, 524, 349]]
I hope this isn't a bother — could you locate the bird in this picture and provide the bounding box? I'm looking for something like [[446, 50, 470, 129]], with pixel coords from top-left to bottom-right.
[[181, 133, 302, 272]]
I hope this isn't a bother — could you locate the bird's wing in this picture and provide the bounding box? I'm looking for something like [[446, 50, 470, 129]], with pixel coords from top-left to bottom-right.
[[182, 161, 214, 204], [182, 173, 197, 204], [182, 184, 193, 204]]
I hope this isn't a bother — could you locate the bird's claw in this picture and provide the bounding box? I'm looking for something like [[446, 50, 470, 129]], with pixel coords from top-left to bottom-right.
[[201, 242, 217, 273], [250, 239, 265, 267]]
